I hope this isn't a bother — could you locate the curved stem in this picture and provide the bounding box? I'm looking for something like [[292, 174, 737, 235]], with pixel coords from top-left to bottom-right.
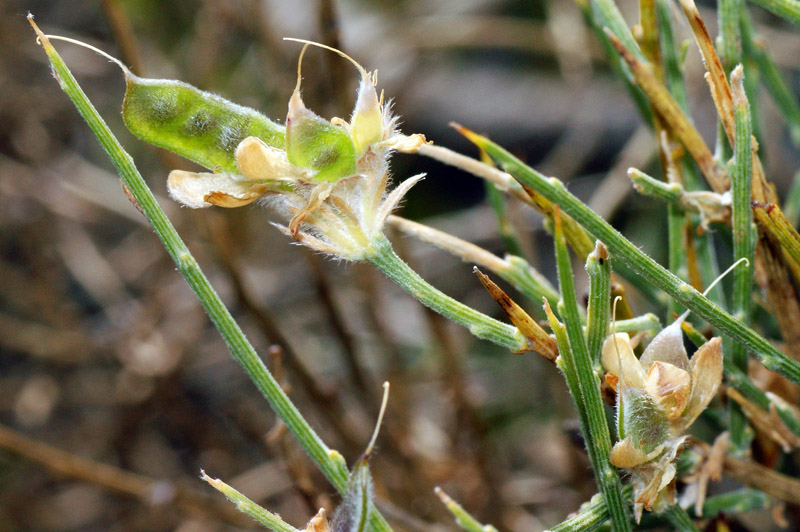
[[367, 234, 529, 352]]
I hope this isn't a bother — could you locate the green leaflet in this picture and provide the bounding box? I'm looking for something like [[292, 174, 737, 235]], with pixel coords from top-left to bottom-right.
[[123, 74, 285, 173]]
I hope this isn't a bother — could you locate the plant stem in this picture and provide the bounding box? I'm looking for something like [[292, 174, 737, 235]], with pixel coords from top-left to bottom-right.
[[730, 67, 756, 449], [742, 12, 800, 145], [719, 0, 743, 73], [485, 178, 525, 258], [28, 19, 392, 532], [203, 472, 301, 532], [386, 215, 561, 316], [656, 0, 726, 307], [662, 505, 700, 532], [746, 0, 800, 26], [435, 487, 499, 532], [549, 485, 634, 532], [586, 242, 611, 368], [459, 127, 800, 386], [576, 0, 653, 125], [367, 234, 529, 352], [552, 213, 632, 532], [611, 314, 662, 335]]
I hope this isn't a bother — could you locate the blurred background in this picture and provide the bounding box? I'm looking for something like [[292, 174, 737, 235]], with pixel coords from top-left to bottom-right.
[[1, 0, 799, 530]]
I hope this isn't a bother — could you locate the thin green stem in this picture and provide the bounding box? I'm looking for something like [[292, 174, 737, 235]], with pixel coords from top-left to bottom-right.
[[730, 67, 756, 449], [741, 12, 800, 146], [662, 505, 700, 532], [719, 0, 743, 73], [586, 242, 611, 368], [657, 0, 725, 306], [696, 488, 771, 517], [783, 171, 800, 226], [553, 216, 631, 532], [435, 487, 499, 532], [30, 21, 392, 532], [203, 472, 302, 532], [461, 128, 800, 386], [746, 0, 800, 26], [367, 235, 529, 352], [485, 180, 525, 258], [577, 1, 653, 124], [549, 485, 634, 532], [611, 314, 662, 335]]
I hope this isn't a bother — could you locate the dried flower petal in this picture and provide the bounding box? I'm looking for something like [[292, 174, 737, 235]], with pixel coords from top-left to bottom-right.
[[682, 337, 723, 428], [235, 136, 307, 181], [304, 509, 331, 532], [167, 170, 268, 208], [602, 332, 646, 387], [609, 436, 662, 468], [645, 361, 691, 419]]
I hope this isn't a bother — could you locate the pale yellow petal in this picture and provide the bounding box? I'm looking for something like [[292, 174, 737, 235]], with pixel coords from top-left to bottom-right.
[[645, 361, 691, 418], [609, 436, 661, 468], [602, 333, 646, 388], [167, 170, 267, 208], [235, 136, 304, 181], [383, 133, 429, 153], [682, 337, 723, 428], [303, 508, 330, 532]]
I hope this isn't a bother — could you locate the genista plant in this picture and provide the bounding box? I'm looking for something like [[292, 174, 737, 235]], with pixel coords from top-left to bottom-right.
[[27, 0, 800, 530]]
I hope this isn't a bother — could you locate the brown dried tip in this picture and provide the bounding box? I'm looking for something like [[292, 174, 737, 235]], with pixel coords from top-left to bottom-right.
[[473, 267, 558, 360], [303, 508, 331, 532], [730, 65, 747, 109], [589, 241, 609, 262]]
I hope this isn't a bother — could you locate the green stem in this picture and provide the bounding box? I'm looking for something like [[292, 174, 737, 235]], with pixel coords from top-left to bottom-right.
[[719, 0, 743, 73], [656, 0, 725, 307], [741, 12, 800, 146], [462, 129, 800, 386], [730, 68, 756, 449], [783, 171, 800, 226], [435, 487, 499, 532], [485, 180, 525, 258], [586, 243, 611, 368], [611, 314, 662, 335], [503, 255, 563, 314], [204, 473, 301, 532], [30, 22, 392, 532], [550, 485, 634, 532], [746, 0, 800, 26], [696, 488, 771, 517], [662, 505, 700, 532], [577, 1, 653, 124], [367, 235, 529, 352], [553, 219, 631, 532]]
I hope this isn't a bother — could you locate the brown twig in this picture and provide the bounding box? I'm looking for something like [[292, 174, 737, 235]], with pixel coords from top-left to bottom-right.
[[0, 423, 258, 528]]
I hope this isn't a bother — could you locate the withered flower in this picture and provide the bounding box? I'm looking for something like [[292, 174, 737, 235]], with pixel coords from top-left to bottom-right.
[[168, 41, 427, 261], [602, 316, 723, 522]]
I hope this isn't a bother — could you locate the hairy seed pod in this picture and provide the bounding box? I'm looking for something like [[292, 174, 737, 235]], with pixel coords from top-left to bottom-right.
[[123, 74, 286, 173], [619, 386, 669, 454], [285, 90, 357, 183]]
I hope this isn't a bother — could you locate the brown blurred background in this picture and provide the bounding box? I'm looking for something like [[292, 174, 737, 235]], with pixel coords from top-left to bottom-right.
[[1, 0, 799, 530]]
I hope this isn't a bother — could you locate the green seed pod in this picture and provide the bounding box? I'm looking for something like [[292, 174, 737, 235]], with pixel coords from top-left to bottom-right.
[[123, 74, 286, 173], [285, 91, 357, 183], [618, 386, 669, 454]]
